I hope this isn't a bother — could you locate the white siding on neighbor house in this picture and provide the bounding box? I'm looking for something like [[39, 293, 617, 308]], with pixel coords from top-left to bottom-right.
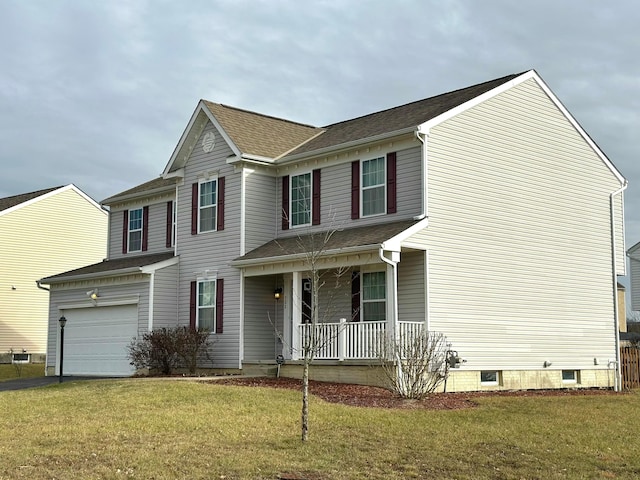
[[46, 279, 149, 370], [243, 276, 283, 362], [276, 145, 424, 237], [151, 263, 179, 329], [397, 251, 426, 324], [0, 187, 107, 356], [176, 122, 242, 369], [244, 170, 277, 253], [108, 197, 174, 260], [424, 78, 622, 371]]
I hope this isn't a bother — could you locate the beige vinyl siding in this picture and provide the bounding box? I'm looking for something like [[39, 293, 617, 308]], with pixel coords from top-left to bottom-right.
[[176, 122, 241, 368], [151, 263, 178, 329], [243, 276, 281, 361], [397, 251, 426, 324], [425, 78, 621, 371], [46, 280, 149, 369], [244, 170, 277, 253], [108, 199, 174, 260], [0, 188, 107, 356], [276, 146, 423, 237]]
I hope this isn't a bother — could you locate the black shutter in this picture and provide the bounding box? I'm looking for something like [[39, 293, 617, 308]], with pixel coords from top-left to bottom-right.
[[191, 183, 198, 235], [122, 210, 129, 254], [217, 177, 225, 231], [166, 201, 173, 248], [351, 271, 360, 322], [216, 279, 224, 334], [142, 206, 149, 251], [312, 169, 321, 225], [190, 281, 197, 330], [351, 161, 360, 219], [387, 152, 397, 214], [282, 176, 290, 230]]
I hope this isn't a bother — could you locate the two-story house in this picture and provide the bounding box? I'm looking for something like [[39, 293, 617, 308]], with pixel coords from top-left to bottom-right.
[[42, 70, 627, 391]]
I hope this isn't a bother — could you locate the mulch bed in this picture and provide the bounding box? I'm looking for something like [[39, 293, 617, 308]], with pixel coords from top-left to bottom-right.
[[211, 376, 621, 410]]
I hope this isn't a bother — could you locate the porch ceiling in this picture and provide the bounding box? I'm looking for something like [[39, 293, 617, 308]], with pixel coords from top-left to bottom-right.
[[233, 218, 421, 268]]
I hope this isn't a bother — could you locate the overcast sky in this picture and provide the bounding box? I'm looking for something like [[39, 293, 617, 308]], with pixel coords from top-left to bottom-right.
[[1, 1, 639, 255]]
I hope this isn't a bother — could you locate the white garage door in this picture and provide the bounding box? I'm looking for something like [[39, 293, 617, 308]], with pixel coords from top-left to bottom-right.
[[63, 304, 138, 376]]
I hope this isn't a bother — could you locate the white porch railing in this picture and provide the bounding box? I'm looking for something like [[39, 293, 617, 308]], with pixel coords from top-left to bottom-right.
[[298, 320, 424, 360]]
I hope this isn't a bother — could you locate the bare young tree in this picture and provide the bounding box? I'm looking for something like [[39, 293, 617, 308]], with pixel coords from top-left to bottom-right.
[[377, 329, 451, 399], [275, 208, 351, 441]]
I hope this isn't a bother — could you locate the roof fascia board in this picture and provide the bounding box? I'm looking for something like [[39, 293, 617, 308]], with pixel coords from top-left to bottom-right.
[[231, 244, 381, 268], [42, 266, 145, 284], [0, 185, 106, 219], [381, 217, 429, 251], [627, 241, 640, 258], [102, 184, 176, 206], [418, 70, 626, 185], [279, 127, 416, 164], [162, 101, 243, 176], [140, 256, 179, 274]]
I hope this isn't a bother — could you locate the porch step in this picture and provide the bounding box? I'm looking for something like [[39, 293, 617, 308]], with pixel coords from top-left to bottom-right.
[[242, 363, 278, 377]]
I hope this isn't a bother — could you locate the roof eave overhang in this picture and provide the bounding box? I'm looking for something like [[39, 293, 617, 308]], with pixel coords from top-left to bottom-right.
[[102, 184, 176, 206], [278, 126, 416, 164], [41, 256, 179, 285], [231, 243, 382, 269]]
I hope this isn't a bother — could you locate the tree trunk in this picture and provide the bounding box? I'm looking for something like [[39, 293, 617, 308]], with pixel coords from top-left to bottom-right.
[[301, 354, 310, 441]]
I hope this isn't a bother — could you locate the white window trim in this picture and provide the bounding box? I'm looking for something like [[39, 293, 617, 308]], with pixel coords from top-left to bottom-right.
[[290, 171, 312, 229], [197, 278, 217, 332], [480, 370, 500, 386], [361, 270, 386, 322], [360, 156, 386, 218], [561, 370, 578, 383], [128, 207, 143, 252], [198, 177, 218, 234]]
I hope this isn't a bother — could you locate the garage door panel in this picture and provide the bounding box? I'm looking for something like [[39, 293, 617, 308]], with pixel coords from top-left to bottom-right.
[[63, 305, 138, 376]]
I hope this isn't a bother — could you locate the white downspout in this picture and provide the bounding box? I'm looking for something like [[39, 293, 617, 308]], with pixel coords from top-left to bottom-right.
[[610, 181, 628, 391], [414, 128, 429, 220], [148, 272, 155, 331], [379, 247, 401, 389]]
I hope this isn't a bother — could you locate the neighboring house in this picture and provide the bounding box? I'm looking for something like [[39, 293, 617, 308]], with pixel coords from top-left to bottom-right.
[[0, 185, 108, 364], [42, 70, 627, 391], [627, 243, 640, 315]]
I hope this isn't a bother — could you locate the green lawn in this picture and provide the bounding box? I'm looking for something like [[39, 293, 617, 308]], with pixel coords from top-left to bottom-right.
[[0, 363, 45, 381], [1, 379, 639, 479]]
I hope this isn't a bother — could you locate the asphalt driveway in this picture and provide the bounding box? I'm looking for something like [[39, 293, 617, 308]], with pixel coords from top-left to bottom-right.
[[0, 376, 109, 392]]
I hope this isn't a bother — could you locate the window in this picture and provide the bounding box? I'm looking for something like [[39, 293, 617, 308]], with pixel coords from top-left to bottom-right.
[[128, 208, 143, 252], [361, 157, 386, 217], [12, 353, 30, 363], [480, 370, 500, 386], [197, 280, 216, 331], [562, 370, 578, 383], [362, 271, 386, 321], [291, 172, 311, 227], [199, 180, 217, 232]]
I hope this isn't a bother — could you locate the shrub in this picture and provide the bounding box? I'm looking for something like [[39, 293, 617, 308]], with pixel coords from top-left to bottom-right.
[[128, 327, 212, 375]]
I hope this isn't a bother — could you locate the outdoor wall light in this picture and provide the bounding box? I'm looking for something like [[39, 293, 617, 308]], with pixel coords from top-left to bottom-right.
[[543, 360, 552, 368], [274, 288, 283, 300], [86, 288, 99, 300]]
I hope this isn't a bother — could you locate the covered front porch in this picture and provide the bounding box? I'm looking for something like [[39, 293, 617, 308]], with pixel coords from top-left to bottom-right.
[[232, 218, 430, 365]]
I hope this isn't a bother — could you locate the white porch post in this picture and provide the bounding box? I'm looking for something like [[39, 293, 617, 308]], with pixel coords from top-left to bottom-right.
[[338, 318, 347, 361], [384, 251, 400, 347], [291, 270, 302, 360], [282, 273, 292, 360]]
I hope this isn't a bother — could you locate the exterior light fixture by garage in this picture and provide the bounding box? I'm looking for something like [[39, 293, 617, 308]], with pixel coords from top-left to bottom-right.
[[274, 288, 283, 300], [86, 288, 99, 301], [58, 315, 67, 383]]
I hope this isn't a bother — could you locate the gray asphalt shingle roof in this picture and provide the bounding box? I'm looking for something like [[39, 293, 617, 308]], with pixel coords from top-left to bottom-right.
[[234, 219, 420, 264], [0, 186, 63, 212], [41, 252, 176, 282]]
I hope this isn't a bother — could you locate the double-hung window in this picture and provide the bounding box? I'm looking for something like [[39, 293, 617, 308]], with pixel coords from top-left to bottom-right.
[[361, 157, 386, 216], [197, 280, 216, 331], [128, 208, 143, 252], [291, 172, 311, 227], [362, 271, 386, 321], [199, 179, 217, 233]]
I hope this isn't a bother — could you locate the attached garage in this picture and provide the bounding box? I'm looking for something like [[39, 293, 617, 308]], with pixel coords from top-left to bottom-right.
[[61, 304, 138, 376]]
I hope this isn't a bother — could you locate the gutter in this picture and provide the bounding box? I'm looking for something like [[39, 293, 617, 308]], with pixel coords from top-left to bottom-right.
[[36, 280, 50, 292], [610, 181, 628, 392]]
